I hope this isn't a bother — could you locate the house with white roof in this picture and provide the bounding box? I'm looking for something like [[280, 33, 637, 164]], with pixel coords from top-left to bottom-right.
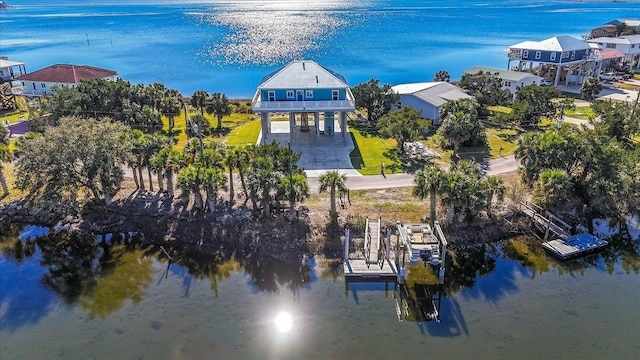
[[16, 64, 118, 97], [588, 35, 640, 70], [0, 57, 27, 83], [507, 36, 601, 87], [390, 82, 471, 125], [251, 60, 355, 143], [464, 66, 546, 98]]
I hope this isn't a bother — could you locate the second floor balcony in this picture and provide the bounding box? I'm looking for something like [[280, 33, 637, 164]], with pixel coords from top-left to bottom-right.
[[252, 93, 355, 112]]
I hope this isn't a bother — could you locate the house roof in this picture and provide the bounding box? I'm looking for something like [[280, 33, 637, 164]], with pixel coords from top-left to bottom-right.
[[258, 60, 349, 89], [0, 58, 25, 69], [464, 66, 543, 82], [620, 34, 640, 43], [588, 37, 632, 45], [605, 18, 640, 27], [591, 25, 618, 32], [392, 82, 471, 107], [510, 35, 590, 52], [602, 49, 625, 60], [16, 64, 117, 83]]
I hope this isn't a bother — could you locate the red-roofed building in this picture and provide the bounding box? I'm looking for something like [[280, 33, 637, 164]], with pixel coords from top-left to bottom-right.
[[16, 64, 118, 96]]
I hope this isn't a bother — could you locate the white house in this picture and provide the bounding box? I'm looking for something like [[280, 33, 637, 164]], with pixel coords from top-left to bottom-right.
[[16, 64, 118, 96], [0, 57, 27, 83], [464, 66, 546, 98], [588, 35, 640, 69], [391, 82, 471, 125]]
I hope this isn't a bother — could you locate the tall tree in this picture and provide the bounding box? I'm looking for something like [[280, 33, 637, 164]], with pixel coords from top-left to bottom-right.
[[201, 167, 227, 214], [413, 164, 445, 224], [160, 95, 182, 132], [206, 93, 231, 129], [433, 70, 450, 82], [247, 156, 280, 219], [0, 143, 11, 197], [15, 117, 130, 211], [191, 90, 210, 115], [318, 170, 347, 214], [510, 85, 559, 127], [437, 98, 485, 159], [581, 77, 603, 101], [458, 71, 509, 108], [177, 165, 204, 211], [533, 169, 573, 209], [378, 107, 430, 155], [279, 171, 310, 211], [351, 78, 399, 124], [152, 147, 183, 197]]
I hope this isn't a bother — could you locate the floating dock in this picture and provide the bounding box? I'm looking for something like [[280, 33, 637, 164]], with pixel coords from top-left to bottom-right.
[[343, 259, 399, 281], [542, 233, 609, 260]]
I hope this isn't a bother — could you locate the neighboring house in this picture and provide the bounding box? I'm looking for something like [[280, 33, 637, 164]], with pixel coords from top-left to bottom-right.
[[588, 25, 619, 39], [588, 35, 640, 69], [604, 18, 640, 32], [0, 57, 27, 83], [390, 82, 471, 126], [464, 66, 546, 98], [507, 35, 601, 87], [16, 64, 118, 96], [251, 60, 355, 143]]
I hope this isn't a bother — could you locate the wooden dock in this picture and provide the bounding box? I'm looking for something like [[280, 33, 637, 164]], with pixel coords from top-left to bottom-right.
[[542, 233, 608, 260], [343, 259, 399, 281], [518, 201, 571, 240]]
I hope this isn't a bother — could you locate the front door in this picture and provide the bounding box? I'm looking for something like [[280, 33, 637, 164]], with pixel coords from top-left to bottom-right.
[[296, 90, 303, 101]]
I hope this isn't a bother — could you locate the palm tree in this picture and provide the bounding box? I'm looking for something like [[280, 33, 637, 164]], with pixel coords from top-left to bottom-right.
[[485, 176, 505, 217], [279, 171, 310, 211], [160, 95, 182, 132], [201, 167, 227, 214], [437, 99, 480, 160], [206, 93, 231, 129], [433, 70, 450, 82], [413, 164, 444, 224], [318, 170, 347, 214], [177, 165, 204, 211], [247, 156, 280, 219], [0, 143, 11, 197], [224, 146, 242, 208], [154, 148, 183, 197], [191, 90, 210, 115]]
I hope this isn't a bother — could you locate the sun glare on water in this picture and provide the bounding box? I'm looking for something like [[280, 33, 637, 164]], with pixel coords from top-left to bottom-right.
[[275, 311, 293, 333]]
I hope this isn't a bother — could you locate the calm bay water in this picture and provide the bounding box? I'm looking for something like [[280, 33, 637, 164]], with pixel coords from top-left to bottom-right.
[[1, 0, 638, 98], [1, 226, 639, 359]]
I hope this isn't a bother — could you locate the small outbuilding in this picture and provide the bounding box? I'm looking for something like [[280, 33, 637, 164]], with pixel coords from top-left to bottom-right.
[[390, 82, 471, 125], [464, 66, 547, 99]]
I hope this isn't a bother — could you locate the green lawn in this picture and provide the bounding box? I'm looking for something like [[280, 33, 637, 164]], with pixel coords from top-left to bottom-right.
[[226, 119, 260, 146], [348, 124, 401, 175], [0, 110, 28, 124], [423, 127, 520, 165], [564, 106, 594, 120], [487, 105, 512, 114]]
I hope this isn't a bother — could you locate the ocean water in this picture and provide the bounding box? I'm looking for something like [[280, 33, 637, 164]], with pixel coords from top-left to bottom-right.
[[1, 0, 638, 98]]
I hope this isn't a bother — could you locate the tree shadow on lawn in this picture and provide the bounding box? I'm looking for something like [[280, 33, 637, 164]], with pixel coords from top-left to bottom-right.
[[455, 143, 491, 164], [348, 132, 364, 170]]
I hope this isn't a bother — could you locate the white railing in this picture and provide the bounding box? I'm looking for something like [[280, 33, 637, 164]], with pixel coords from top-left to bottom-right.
[[252, 99, 356, 111]]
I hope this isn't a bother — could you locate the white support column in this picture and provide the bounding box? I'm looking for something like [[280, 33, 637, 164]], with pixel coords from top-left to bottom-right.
[[554, 64, 562, 86], [314, 112, 320, 138], [344, 226, 350, 262], [340, 111, 347, 139]]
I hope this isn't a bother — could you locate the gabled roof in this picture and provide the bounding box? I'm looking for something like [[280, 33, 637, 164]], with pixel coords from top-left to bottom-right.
[[620, 34, 640, 43], [258, 60, 349, 89], [464, 66, 543, 82], [605, 18, 640, 27], [392, 82, 471, 107], [510, 36, 590, 52], [16, 64, 117, 83]]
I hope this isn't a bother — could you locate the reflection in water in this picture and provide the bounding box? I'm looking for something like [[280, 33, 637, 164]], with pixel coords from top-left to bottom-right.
[[197, 2, 352, 65], [274, 311, 293, 334]]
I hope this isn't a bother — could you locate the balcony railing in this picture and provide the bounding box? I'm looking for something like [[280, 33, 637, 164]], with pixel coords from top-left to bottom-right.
[[252, 99, 356, 112]]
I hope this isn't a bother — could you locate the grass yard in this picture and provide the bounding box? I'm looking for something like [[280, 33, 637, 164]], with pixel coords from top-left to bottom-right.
[[348, 123, 401, 175], [564, 105, 594, 120], [226, 119, 260, 146], [0, 162, 26, 203], [487, 105, 512, 114], [0, 110, 28, 124]]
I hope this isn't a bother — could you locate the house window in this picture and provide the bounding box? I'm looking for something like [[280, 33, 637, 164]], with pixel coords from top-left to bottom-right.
[[571, 51, 575, 60], [535, 51, 541, 60], [550, 52, 556, 61], [268, 91, 275, 101], [41, 83, 46, 88], [21, 82, 25, 86], [504, 81, 512, 87], [332, 90, 339, 101], [286, 90, 294, 99], [305, 90, 313, 98], [606, 43, 616, 49], [523, 50, 529, 58]]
